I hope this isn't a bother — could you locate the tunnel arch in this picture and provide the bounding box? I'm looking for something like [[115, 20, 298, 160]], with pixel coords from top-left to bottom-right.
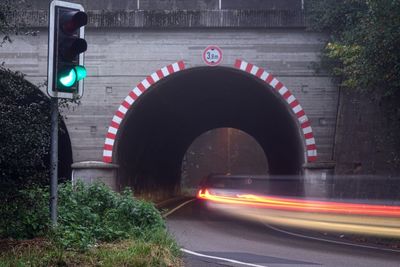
[[102, 60, 317, 194], [234, 60, 317, 162], [103, 60, 317, 164], [102, 61, 186, 163]]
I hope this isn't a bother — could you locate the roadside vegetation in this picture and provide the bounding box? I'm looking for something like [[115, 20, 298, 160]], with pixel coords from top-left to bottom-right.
[[0, 182, 182, 266]]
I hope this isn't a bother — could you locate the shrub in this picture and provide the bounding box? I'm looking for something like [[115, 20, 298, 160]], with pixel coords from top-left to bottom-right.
[[54, 182, 165, 250], [0, 186, 49, 239], [0, 67, 51, 197], [1, 182, 168, 251]]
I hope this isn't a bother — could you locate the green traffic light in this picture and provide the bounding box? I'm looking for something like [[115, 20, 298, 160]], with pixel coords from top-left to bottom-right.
[[59, 68, 77, 87], [75, 65, 87, 81], [58, 66, 87, 88]]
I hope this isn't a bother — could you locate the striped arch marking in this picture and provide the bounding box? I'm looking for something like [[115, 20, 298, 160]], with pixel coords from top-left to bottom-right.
[[234, 59, 317, 162], [102, 59, 316, 163], [102, 61, 185, 163]]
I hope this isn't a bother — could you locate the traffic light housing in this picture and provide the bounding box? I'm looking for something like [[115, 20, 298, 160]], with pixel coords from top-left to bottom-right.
[[47, 1, 87, 99]]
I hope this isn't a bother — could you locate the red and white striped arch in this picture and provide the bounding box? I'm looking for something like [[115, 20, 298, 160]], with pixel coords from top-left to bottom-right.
[[102, 59, 317, 163], [234, 59, 317, 162], [102, 61, 186, 163]]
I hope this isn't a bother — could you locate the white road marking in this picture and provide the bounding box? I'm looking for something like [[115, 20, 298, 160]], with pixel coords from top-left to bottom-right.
[[264, 223, 400, 253], [164, 199, 269, 266], [163, 198, 195, 217], [181, 248, 269, 267]]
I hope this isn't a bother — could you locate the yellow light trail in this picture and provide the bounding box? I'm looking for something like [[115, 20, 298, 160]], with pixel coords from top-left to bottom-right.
[[197, 189, 400, 238]]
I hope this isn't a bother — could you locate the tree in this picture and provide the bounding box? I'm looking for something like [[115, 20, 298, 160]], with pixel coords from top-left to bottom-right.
[[0, 67, 51, 195], [0, 0, 30, 46], [306, 0, 400, 96]]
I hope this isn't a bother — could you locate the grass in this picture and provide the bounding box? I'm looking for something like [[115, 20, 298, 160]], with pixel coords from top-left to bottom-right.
[[0, 234, 183, 267]]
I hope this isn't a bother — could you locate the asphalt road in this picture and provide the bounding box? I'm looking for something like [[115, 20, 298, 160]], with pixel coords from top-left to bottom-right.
[[166, 199, 400, 267]]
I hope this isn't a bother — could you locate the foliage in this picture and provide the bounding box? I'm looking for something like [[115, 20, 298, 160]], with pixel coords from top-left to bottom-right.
[[0, 182, 169, 252], [0, 67, 52, 196], [0, 186, 50, 239], [55, 182, 165, 250], [0, 66, 75, 203], [306, 0, 400, 96], [0, 0, 36, 46]]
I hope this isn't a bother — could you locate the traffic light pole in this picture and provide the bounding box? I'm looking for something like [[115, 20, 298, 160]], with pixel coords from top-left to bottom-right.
[[48, 0, 87, 225], [50, 97, 58, 225]]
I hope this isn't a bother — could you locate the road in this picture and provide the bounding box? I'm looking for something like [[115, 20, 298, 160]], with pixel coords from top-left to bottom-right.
[[166, 199, 400, 267]]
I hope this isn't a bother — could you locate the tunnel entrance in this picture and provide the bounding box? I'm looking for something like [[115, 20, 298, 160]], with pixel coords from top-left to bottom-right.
[[181, 127, 269, 195], [113, 66, 306, 198]]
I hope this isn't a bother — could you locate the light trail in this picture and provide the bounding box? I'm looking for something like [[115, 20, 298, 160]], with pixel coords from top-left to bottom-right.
[[197, 188, 400, 238], [197, 189, 400, 217]]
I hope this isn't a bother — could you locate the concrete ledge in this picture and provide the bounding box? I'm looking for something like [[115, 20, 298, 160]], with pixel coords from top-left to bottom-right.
[[72, 161, 119, 169], [15, 9, 306, 28], [303, 161, 336, 170], [72, 161, 119, 191], [302, 161, 336, 199]]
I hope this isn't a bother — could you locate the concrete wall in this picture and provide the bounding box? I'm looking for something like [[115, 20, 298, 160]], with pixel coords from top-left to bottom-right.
[[0, 28, 337, 165], [24, 0, 302, 11], [17, 9, 306, 29], [334, 91, 400, 176]]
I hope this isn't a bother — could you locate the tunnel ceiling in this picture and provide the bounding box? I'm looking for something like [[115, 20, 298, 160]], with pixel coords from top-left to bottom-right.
[[116, 66, 304, 193]]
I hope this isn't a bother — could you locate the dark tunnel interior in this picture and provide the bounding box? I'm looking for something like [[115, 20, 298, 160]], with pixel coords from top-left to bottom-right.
[[116, 67, 304, 196], [42, 110, 73, 182], [58, 119, 73, 181]]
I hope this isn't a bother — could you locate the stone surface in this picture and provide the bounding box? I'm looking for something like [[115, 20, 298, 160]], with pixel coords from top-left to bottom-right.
[[1, 28, 337, 165], [24, 0, 302, 11], [15, 10, 306, 28], [72, 161, 119, 190]]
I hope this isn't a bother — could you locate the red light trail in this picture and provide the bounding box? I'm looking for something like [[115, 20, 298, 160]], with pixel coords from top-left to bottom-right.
[[197, 189, 400, 217]]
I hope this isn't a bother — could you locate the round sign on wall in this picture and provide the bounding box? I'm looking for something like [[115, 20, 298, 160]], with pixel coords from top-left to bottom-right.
[[202, 45, 223, 66]]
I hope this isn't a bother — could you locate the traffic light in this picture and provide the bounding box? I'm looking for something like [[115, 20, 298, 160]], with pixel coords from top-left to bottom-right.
[[47, 1, 87, 99]]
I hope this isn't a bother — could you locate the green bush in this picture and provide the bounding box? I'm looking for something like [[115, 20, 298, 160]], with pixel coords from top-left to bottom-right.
[[0, 186, 50, 239], [0, 181, 167, 250], [55, 182, 165, 250], [0, 67, 51, 196]]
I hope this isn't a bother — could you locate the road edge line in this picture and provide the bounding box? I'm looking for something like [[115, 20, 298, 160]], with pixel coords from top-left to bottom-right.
[[264, 223, 400, 253], [163, 198, 196, 217], [181, 248, 268, 267]]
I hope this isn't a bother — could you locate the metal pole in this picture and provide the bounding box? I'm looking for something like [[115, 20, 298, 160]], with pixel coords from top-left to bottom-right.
[[50, 97, 58, 225]]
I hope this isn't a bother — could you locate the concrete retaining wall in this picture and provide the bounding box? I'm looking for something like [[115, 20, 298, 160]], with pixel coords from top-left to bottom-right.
[[24, 0, 302, 11], [1, 28, 337, 164]]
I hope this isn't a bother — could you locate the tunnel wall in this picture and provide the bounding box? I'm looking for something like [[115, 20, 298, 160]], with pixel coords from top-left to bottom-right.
[[1, 28, 338, 165]]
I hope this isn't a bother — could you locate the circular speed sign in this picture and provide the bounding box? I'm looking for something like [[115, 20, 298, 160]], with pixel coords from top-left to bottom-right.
[[202, 45, 223, 66]]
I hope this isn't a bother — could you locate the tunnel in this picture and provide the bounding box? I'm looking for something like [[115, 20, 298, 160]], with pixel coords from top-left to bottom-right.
[[115, 66, 305, 197], [181, 127, 270, 193]]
